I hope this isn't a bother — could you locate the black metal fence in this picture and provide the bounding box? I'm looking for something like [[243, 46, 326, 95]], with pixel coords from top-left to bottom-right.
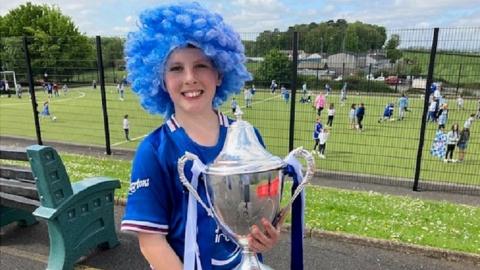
[[1, 28, 479, 195]]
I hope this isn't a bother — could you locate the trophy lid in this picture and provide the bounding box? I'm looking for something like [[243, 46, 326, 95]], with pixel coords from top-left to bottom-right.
[[206, 107, 285, 176]]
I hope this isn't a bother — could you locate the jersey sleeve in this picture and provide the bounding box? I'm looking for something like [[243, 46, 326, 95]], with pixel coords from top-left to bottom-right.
[[121, 138, 171, 234]]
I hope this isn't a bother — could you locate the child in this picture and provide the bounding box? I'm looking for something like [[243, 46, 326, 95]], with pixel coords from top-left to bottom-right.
[[444, 123, 460, 162], [456, 95, 464, 110], [355, 103, 365, 131], [314, 93, 326, 116], [324, 83, 331, 96], [378, 103, 394, 123], [120, 3, 281, 270], [312, 117, 323, 155], [231, 97, 238, 113], [123, 114, 130, 141], [437, 103, 448, 129], [326, 103, 335, 127], [340, 82, 347, 106], [270, 79, 277, 93], [398, 93, 408, 120], [62, 84, 68, 95], [457, 127, 470, 162], [281, 85, 289, 103], [318, 128, 330, 159], [40, 101, 50, 118], [430, 126, 447, 160], [349, 103, 357, 129], [244, 88, 253, 108], [119, 83, 125, 100], [464, 113, 475, 129]]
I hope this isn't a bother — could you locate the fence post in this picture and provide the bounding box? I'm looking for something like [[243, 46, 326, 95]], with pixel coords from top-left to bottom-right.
[[23, 36, 42, 145], [456, 63, 462, 96], [288, 32, 299, 152], [413, 28, 439, 191], [95, 36, 112, 155]]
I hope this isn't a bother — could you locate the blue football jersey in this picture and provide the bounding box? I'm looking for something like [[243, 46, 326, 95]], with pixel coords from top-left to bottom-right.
[[122, 111, 264, 269]]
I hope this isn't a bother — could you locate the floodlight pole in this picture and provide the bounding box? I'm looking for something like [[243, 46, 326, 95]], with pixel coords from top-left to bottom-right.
[[23, 36, 43, 145], [413, 28, 439, 191], [96, 36, 112, 155]]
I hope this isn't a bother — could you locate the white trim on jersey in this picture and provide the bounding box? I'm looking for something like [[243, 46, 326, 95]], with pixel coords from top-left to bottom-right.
[[167, 111, 229, 132], [121, 220, 168, 234]]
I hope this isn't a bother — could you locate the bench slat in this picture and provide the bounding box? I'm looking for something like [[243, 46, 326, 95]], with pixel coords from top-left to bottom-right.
[[0, 165, 35, 181], [0, 192, 39, 211], [0, 178, 38, 200], [0, 149, 28, 161]]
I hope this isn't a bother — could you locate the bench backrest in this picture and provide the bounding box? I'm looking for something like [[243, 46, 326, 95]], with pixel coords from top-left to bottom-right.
[[26, 145, 73, 208]]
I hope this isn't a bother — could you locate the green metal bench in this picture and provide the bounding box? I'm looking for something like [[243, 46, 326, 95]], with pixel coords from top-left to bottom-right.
[[26, 145, 121, 270]]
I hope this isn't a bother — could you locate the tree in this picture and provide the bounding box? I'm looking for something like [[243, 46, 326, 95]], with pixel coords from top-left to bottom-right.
[[0, 2, 95, 82], [255, 49, 292, 84], [386, 34, 403, 64]]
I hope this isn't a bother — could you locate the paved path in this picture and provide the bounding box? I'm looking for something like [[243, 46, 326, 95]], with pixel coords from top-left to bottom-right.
[[1, 205, 478, 270]]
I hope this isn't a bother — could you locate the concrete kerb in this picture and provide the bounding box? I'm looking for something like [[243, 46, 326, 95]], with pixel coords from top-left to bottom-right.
[[114, 198, 480, 266]]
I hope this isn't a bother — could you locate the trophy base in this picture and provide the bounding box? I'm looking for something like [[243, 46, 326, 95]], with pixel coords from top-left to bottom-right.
[[233, 251, 274, 270]]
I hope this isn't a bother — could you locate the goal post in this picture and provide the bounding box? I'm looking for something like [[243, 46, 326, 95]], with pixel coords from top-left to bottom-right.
[[0, 71, 17, 89]]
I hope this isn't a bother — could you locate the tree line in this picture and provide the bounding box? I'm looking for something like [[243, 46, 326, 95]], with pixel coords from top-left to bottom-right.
[[1, 3, 395, 83]]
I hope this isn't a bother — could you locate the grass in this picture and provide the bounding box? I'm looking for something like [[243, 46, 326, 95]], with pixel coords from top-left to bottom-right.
[[4, 152, 478, 254], [404, 51, 480, 84], [0, 86, 479, 186]]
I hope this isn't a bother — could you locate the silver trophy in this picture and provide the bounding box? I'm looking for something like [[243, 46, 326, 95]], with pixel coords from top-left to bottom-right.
[[178, 108, 314, 270]]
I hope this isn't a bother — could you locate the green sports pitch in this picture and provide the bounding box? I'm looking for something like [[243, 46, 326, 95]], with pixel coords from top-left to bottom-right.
[[0, 85, 478, 186]]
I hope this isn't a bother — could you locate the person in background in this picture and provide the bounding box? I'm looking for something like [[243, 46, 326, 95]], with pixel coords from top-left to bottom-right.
[[231, 97, 238, 114], [355, 103, 365, 131], [464, 113, 475, 129], [378, 103, 394, 123], [444, 123, 460, 163], [398, 93, 409, 120], [326, 103, 335, 127], [270, 79, 277, 93], [123, 114, 131, 141], [430, 126, 447, 160], [314, 93, 326, 116], [437, 103, 449, 129], [312, 117, 323, 155], [456, 95, 464, 110], [349, 103, 357, 129], [317, 128, 330, 159], [62, 84, 68, 95], [457, 127, 470, 162]]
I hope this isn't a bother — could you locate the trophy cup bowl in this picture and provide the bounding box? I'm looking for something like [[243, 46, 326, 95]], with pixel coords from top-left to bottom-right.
[[178, 109, 314, 270]]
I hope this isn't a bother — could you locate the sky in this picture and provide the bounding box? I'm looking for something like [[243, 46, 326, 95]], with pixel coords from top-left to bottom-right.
[[1, 0, 480, 37]]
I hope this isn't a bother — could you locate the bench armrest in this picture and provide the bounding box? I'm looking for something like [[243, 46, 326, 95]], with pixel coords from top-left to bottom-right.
[[33, 177, 121, 220]]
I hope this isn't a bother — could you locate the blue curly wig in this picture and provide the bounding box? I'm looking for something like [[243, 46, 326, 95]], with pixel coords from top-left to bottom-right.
[[125, 1, 251, 117]]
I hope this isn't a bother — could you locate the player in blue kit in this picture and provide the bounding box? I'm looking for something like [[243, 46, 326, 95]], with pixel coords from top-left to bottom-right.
[[120, 2, 281, 270]]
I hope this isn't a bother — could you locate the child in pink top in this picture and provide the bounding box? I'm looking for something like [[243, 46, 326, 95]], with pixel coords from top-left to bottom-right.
[[315, 93, 326, 116]]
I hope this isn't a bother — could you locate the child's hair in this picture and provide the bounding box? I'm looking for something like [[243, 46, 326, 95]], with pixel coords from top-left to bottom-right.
[[329, 103, 334, 108], [125, 2, 251, 117], [452, 123, 459, 131], [351, 103, 356, 109], [124, 114, 128, 118]]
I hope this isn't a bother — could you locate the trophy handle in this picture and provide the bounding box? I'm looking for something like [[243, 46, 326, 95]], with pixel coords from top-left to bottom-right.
[[273, 147, 314, 227], [178, 152, 214, 217]]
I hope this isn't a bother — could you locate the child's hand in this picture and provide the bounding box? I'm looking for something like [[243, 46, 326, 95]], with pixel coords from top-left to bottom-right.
[[247, 218, 281, 253]]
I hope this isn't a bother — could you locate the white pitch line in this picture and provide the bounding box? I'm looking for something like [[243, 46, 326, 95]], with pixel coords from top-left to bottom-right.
[[0, 91, 86, 107], [239, 94, 281, 109], [111, 134, 148, 147]]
